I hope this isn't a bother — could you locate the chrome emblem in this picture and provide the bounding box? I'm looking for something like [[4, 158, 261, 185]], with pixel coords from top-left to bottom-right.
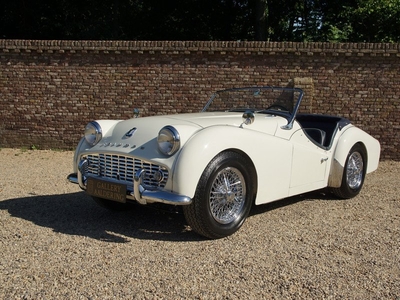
[[125, 127, 137, 138]]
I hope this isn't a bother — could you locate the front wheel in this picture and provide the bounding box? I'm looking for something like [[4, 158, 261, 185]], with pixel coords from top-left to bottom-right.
[[331, 144, 367, 199], [183, 151, 255, 239]]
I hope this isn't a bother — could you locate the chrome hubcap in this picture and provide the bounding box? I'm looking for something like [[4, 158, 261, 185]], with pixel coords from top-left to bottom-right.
[[346, 151, 364, 189], [209, 167, 246, 224]]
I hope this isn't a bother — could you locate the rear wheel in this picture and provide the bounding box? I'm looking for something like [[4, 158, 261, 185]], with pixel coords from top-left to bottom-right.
[[331, 144, 367, 199], [183, 151, 255, 239]]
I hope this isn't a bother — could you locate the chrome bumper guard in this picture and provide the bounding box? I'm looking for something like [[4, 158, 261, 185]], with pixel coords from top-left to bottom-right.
[[67, 160, 192, 206]]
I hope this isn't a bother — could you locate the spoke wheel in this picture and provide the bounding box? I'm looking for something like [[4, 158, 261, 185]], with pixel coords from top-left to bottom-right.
[[183, 151, 256, 239], [331, 144, 367, 199], [209, 167, 246, 224], [346, 151, 364, 190]]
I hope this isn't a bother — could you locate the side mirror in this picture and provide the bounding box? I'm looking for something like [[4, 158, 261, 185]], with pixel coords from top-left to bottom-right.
[[242, 110, 255, 126]]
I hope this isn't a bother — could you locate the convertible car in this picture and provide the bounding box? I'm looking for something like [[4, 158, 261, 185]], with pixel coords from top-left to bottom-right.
[[67, 86, 380, 239]]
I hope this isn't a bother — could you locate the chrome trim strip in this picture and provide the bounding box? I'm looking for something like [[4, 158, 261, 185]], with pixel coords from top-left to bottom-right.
[[328, 158, 344, 188]]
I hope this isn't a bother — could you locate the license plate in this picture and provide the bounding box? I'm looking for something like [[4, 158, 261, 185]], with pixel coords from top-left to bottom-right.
[[86, 178, 127, 203]]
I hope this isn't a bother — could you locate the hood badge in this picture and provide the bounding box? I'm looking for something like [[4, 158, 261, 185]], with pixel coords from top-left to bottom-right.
[[99, 127, 137, 147], [101, 142, 133, 148], [125, 127, 137, 138]]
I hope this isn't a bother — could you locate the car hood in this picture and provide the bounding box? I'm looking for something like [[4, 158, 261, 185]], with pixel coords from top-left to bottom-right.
[[166, 112, 244, 127], [88, 112, 285, 157]]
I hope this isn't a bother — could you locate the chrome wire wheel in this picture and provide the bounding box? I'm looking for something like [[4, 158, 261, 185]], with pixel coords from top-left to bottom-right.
[[331, 144, 367, 199], [183, 151, 254, 239], [346, 151, 364, 189], [209, 167, 246, 224]]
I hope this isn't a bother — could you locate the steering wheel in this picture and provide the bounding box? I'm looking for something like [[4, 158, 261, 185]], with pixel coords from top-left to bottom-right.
[[266, 104, 289, 112]]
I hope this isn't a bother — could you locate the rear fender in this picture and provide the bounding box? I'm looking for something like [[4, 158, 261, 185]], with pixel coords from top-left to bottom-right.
[[328, 126, 380, 187]]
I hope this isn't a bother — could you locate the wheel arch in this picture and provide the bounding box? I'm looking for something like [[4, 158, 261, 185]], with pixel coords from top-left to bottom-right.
[[328, 125, 380, 188], [222, 148, 258, 203], [171, 126, 260, 200], [182, 149, 257, 239]]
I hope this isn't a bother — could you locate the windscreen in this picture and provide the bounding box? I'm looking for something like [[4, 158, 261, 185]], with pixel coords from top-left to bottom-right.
[[202, 87, 301, 114]]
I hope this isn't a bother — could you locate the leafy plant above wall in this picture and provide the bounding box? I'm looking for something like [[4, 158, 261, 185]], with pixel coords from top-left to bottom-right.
[[1, 0, 400, 42]]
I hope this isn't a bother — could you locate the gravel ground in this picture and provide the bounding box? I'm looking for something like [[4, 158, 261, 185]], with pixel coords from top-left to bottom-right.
[[0, 148, 399, 299]]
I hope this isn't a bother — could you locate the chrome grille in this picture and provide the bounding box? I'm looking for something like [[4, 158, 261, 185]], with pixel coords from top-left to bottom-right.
[[82, 153, 168, 188]]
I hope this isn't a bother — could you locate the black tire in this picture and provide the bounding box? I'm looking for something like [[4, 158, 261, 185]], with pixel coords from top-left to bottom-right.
[[331, 143, 367, 199], [183, 151, 256, 239], [92, 196, 130, 211]]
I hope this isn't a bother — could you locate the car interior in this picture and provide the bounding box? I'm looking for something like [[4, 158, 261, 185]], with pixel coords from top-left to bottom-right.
[[296, 114, 351, 149]]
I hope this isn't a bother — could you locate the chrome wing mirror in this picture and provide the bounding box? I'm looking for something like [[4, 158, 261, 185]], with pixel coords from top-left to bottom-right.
[[240, 110, 255, 128]]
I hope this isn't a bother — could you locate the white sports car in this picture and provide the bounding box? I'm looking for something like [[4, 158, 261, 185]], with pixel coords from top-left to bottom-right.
[[67, 86, 380, 239]]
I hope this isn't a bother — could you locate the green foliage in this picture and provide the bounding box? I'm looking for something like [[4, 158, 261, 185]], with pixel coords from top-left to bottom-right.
[[317, 0, 400, 42], [1, 0, 399, 42], [351, 0, 400, 42]]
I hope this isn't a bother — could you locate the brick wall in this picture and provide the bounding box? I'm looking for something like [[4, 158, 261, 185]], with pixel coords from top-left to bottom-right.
[[0, 40, 399, 159]]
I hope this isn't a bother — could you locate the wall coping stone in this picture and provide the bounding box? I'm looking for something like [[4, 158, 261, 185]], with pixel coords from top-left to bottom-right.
[[1, 39, 400, 56]]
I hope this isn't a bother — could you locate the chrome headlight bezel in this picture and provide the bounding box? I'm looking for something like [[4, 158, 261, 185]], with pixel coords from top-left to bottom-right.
[[84, 121, 102, 146], [157, 126, 180, 156]]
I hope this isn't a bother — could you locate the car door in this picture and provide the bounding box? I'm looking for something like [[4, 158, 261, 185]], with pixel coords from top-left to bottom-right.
[[287, 127, 330, 196]]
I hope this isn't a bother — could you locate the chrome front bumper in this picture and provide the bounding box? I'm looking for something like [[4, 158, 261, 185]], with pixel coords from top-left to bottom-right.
[[67, 159, 192, 206]]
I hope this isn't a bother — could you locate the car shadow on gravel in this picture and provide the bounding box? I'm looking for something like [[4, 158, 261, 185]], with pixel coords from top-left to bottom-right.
[[249, 188, 338, 217], [0, 192, 203, 243], [0, 189, 337, 243]]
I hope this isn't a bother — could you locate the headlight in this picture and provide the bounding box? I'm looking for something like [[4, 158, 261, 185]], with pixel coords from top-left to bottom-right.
[[157, 126, 180, 156], [84, 121, 102, 146]]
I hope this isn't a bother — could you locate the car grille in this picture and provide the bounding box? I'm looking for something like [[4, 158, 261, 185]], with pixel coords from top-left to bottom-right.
[[82, 153, 168, 189]]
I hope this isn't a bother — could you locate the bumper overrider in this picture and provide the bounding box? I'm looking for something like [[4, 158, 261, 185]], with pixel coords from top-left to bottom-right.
[[67, 159, 192, 205]]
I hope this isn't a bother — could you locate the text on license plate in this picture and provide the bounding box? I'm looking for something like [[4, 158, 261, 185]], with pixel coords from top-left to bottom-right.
[[86, 178, 127, 203]]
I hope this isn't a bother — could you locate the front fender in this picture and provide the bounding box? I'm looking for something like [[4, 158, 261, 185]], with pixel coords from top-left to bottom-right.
[[71, 120, 122, 172], [171, 125, 293, 203], [328, 126, 380, 187]]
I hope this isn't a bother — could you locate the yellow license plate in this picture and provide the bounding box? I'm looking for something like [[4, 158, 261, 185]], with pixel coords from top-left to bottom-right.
[[86, 178, 127, 203]]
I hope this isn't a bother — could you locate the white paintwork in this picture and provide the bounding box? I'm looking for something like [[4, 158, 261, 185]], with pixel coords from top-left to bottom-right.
[[287, 127, 330, 195], [73, 109, 381, 205], [172, 124, 293, 204], [332, 126, 381, 174]]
